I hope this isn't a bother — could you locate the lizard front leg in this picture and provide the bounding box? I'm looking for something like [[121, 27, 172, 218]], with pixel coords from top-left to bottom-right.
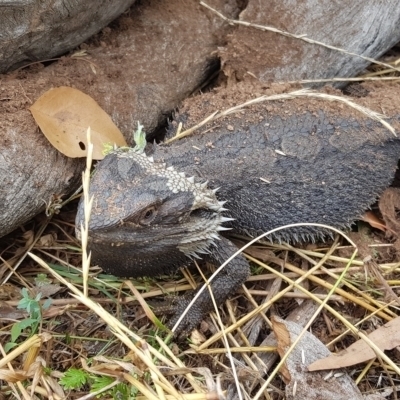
[[156, 236, 250, 337]]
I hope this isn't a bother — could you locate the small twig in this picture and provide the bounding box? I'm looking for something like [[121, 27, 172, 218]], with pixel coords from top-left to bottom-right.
[[14, 51, 98, 73], [18, 82, 32, 104], [76, 379, 121, 400], [283, 76, 400, 85], [172, 223, 357, 333], [1, 219, 51, 285], [166, 110, 218, 143], [253, 242, 355, 400], [15, 58, 63, 72], [195, 261, 243, 400], [166, 89, 396, 145], [327, 300, 396, 348]]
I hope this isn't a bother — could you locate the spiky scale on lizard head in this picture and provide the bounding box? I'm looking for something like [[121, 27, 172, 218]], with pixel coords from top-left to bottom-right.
[[76, 146, 233, 277]]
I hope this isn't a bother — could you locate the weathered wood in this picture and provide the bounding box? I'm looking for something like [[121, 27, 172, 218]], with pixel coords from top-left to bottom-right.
[[220, 0, 400, 86], [0, 98, 85, 237], [0, 0, 240, 238], [0, 0, 136, 73]]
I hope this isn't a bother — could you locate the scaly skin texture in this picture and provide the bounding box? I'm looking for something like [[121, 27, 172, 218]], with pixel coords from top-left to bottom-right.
[[76, 106, 400, 335]]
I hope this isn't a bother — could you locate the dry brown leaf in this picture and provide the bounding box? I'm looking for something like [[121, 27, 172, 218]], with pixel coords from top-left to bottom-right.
[[33, 278, 61, 298], [30, 86, 127, 159], [0, 284, 21, 301], [271, 317, 363, 400], [0, 302, 26, 320], [308, 316, 400, 371], [94, 355, 138, 374], [361, 211, 387, 232], [271, 316, 292, 383], [189, 329, 206, 345], [0, 369, 32, 383], [379, 188, 400, 238]]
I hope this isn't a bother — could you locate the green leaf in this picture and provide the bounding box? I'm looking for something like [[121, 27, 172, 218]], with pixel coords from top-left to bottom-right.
[[133, 122, 146, 153], [35, 273, 51, 284], [18, 318, 38, 329], [102, 142, 115, 155], [18, 288, 42, 314], [112, 382, 137, 399], [10, 322, 23, 343], [4, 342, 18, 353], [60, 368, 89, 390], [91, 375, 114, 392], [18, 294, 33, 310], [64, 332, 72, 345], [10, 318, 37, 342], [43, 298, 52, 310]]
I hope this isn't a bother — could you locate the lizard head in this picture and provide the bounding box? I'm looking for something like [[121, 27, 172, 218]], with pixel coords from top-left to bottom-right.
[[75, 147, 231, 277]]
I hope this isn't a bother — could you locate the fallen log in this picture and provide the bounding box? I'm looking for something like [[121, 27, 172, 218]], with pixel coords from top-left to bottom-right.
[[0, 0, 136, 73], [219, 0, 400, 86], [0, 0, 240, 237]]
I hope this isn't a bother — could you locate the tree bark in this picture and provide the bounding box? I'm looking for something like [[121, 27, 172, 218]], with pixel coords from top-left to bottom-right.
[[0, 0, 136, 73], [220, 0, 400, 86], [0, 0, 240, 238]]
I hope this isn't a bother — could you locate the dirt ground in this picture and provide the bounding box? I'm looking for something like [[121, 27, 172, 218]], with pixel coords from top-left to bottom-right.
[[1, 1, 400, 399]]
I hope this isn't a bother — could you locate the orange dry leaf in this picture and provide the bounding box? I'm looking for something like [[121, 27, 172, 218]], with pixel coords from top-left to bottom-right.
[[361, 211, 387, 232], [271, 316, 292, 383], [271, 316, 364, 399], [30, 86, 127, 159], [308, 316, 400, 371]]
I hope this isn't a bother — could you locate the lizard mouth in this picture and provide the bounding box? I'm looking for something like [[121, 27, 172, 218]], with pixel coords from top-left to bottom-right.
[[88, 236, 189, 277], [78, 206, 233, 278]]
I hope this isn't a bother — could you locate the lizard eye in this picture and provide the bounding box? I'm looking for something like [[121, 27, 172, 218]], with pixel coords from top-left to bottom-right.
[[139, 206, 157, 225]]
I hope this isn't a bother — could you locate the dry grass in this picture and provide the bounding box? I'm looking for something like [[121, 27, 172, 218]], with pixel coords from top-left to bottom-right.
[[1, 125, 400, 398], [1, 207, 400, 399]]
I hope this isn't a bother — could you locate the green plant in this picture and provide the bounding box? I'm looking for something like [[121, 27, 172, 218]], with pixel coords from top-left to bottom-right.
[[60, 368, 138, 398], [5, 287, 51, 352], [60, 368, 89, 390]]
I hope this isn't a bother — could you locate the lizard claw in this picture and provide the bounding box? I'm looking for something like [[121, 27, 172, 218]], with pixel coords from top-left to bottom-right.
[[151, 294, 207, 338]]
